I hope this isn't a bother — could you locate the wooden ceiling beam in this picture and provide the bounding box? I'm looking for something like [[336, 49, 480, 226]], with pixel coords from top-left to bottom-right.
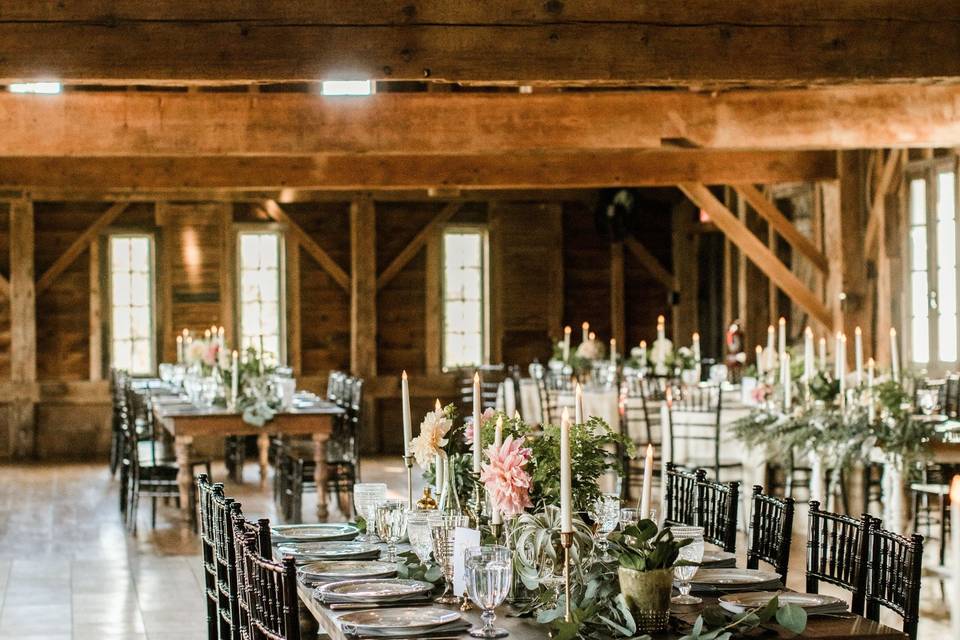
[[3, 86, 960, 156], [260, 199, 350, 291], [1, 3, 959, 84], [0, 151, 837, 192], [679, 182, 833, 328], [377, 202, 461, 291], [36, 202, 129, 294], [624, 237, 674, 291]]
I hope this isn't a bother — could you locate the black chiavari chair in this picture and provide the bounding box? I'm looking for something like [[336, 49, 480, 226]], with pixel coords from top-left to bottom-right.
[[230, 504, 274, 640], [235, 522, 300, 640], [458, 364, 506, 416], [944, 373, 960, 418], [109, 368, 130, 476], [747, 486, 794, 580], [696, 472, 740, 553], [197, 474, 223, 640], [663, 463, 698, 527], [865, 525, 924, 640], [668, 383, 740, 482], [806, 500, 871, 615], [621, 375, 666, 501]]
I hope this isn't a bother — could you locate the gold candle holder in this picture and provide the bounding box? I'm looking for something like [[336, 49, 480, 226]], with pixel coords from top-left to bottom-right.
[[402, 454, 415, 509], [490, 521, 503, 543], [560, 531, 573, 623]]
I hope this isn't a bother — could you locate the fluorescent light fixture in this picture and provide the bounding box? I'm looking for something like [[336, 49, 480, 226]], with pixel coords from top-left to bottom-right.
[[9, 81, 62, 94], [320, 80, 372, 96]]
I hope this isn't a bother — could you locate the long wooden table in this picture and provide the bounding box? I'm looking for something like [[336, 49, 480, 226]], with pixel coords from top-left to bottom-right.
[[296, 581, 907, 640], [153, 400, 343, 521]]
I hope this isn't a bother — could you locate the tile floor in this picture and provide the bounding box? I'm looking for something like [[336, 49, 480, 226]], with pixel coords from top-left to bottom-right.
[[0, 459, 952, 639]]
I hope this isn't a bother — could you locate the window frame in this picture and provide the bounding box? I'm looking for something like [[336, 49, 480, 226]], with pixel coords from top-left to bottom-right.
[[106, 231, 158, 376], [905, 155, 960, 373], [235, 225, 287, 366], [440, 224, 490, 371]]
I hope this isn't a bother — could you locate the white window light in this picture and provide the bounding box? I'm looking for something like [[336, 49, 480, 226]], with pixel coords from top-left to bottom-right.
[[9, 81, 62, 94], [320, 80, 372, 96]]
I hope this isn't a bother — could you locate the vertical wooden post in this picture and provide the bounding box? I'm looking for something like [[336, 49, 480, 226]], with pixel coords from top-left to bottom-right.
[[219, 204, 236, 350], [350, 197, 378, 450], [488, 207, 504, 364], [672, 202, 699, 342], [10, 199, 36, 458], [610, 241, 626, 349], [287, 241, 302, 375], [722, 188, 734, 327], [425, 232, 442, 375], [89, 239, 103, 381], [156, 202, 175, 363], [736, 194, 749, 327]]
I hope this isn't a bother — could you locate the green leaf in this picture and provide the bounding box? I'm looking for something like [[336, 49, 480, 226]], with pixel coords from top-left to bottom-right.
[[776, 603, 808, 634], [756, 595, 779, 622]]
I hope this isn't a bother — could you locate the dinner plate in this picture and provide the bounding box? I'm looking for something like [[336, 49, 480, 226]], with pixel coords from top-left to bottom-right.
[[690, 568, 781, 585], [276, 541, 380, 561], [719, 591, 847, 615], [298, 560, 396, 581], [271, 523, 359, 542], [699, 549, 737, 566], [337, 606, 460, 632], [319, 579, 433, 602]]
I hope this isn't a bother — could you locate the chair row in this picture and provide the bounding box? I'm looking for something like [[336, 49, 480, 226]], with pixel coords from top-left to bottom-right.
[[198, 473, 300, 640], [663, 464, 924, 639], [273, 370, 364, 521]]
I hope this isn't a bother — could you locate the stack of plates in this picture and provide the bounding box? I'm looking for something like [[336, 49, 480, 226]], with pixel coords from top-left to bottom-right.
[[699, 549, 737, 568], [337, 607, 470, 638], [687, 568, 783, 593], [298, 561, 397, 584], [719, 591, 848, 615], [277, 541, 381, 563], [271, 523, 360, 543], [315, 578, 434, 606]]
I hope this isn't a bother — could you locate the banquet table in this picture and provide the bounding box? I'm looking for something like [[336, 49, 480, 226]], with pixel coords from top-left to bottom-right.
[[295, 580, 908, 640], [152, 399, 344, 521]]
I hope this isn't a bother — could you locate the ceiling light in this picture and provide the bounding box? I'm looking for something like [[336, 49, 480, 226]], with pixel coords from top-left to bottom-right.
[[320, 80, 372, 96], [9, 81, 62, 94]]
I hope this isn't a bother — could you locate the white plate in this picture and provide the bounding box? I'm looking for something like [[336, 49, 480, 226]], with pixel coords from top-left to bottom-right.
[[277, 541, 380, 561], [298, 561, 396, 581], [319, 579, 432, 601], [719, 591, 847, 615], [337, 606, 460, 632], [271, 523, 359, 542], [690, 568, 781, 586]]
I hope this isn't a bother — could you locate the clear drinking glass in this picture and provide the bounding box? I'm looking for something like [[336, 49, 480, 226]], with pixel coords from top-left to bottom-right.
[[619, 507, 640, 530], [465, 545, 512, 638], [430, 513, 470, 604], [590, 493, 621, 560], [374, 499, 407, 562], [669, 526, 705, 605], [406, 510, 434, 564], [352, 483, 387, 543]]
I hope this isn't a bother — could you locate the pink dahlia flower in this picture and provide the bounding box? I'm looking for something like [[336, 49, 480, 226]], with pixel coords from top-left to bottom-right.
[[480, 435, 533, 516], [464, 407, 496, 443]]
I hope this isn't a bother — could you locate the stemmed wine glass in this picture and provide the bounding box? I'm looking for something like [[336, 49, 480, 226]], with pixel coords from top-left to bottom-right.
[[668, 526, 704, 605], [619, 507, 640, 530], [352, 483, 386, 543], [465, 546, 513, 638], [430, 513, 469, 604], [406, 510, 434, 565], [374, 499, 407, 562], [590, 493, 621, 560]]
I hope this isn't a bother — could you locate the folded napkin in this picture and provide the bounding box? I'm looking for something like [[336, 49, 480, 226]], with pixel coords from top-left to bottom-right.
[[699, 557, 737, 569], [689, 580, 784, 594]]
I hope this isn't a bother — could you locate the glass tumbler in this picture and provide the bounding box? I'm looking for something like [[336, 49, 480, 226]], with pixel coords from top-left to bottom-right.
[[590, 493, 621, 560], [374, 499, 407, 562], [406, 510, 434, 565], [352, 483, 387, 542], [465, 545, 513, 638], [430, 513, 470, 604], [668, 526, 704, 605]]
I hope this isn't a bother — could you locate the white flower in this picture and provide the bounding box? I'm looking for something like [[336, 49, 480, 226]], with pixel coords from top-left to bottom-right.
[[649, 338, 673, 367], [576, 339, 604, 361], [408, 409, 453, 469]]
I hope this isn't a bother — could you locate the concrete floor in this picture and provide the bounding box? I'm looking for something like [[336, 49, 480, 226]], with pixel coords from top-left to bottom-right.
[[0, 459, 951, 639]]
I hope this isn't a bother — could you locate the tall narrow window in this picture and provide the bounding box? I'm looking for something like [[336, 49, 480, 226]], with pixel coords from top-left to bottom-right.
[[908, 161, 959, 369], [109, 234, 155, 374], [442, 228, 488, 369], [238, 231, 284, 363]]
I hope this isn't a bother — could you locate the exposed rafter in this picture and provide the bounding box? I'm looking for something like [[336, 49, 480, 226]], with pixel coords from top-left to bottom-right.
[[260, 200, 349, 291], [377, 202, 461, 291]]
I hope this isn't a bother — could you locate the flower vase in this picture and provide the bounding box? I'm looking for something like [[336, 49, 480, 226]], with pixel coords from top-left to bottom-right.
[[437, 454, 461, 515], [617, 567, 673, 633]]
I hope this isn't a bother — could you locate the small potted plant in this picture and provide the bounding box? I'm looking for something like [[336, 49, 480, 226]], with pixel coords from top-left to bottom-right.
[[608, 520, 691, 633]]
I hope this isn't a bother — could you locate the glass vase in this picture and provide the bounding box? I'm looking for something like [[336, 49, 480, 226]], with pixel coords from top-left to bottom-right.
[[437, 454, 461, 515]]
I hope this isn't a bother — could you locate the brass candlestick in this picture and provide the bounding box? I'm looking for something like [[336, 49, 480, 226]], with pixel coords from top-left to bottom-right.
[[490, 521, 503, 543], [560, 531, 573, 623], [402, 454, 415, 509]]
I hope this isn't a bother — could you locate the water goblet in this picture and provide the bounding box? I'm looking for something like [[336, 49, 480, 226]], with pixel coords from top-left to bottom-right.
[[619, 507, 640, 530], [375, 499, 407, 562], [668, 526, 704, 605], [430, 513, 470, 604], [590, 493, 621, 560], [406, 510, 434, 565], [465, 545, 512, 638], [352, 483, 387, 543]]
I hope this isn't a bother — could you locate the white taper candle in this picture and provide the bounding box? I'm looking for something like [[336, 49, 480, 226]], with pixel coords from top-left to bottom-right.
[[401, 371, 412, 457], [472, 372, 482, 473], [560, 407, 573, 533]]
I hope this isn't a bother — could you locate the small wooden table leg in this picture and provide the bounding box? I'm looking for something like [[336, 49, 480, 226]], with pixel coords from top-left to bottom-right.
[[174, 435, 195, 522], [258, 432, 270, 489], [314, 433, 329, 522]]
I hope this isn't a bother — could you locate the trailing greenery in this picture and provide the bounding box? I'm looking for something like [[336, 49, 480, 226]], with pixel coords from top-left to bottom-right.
[[680, 595, 807, 640], [607, 520, 690, 572]]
